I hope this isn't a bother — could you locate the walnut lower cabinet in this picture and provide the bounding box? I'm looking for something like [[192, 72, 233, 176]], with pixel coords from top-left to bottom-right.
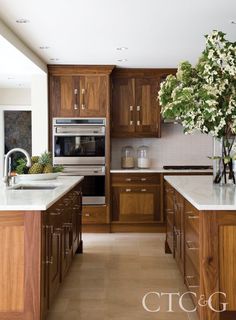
[[164, 181, 236, 319], [111, 173, 162, 232], [0, 183, 82, 320]]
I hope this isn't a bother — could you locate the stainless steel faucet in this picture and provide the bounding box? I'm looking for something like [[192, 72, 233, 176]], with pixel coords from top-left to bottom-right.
[[3, 148, 32, 187]]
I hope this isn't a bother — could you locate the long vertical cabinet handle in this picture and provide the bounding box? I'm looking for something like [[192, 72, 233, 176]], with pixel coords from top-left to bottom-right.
[[74, 89, 78, 110], [81, 88, 86, 110], [130, 106, 133, 125], [137, 105, 141, 126]]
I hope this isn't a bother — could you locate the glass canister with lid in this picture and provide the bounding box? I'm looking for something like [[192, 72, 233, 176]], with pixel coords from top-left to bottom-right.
[[121, 146, 135, 169], [137, 145, 150, 168]]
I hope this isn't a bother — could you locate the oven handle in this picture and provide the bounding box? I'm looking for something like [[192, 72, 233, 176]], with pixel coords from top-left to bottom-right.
[[54, 132, 105, 137]]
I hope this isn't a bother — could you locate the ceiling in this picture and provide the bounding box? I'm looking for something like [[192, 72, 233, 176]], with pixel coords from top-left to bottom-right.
[[0, 0, 235, 71]]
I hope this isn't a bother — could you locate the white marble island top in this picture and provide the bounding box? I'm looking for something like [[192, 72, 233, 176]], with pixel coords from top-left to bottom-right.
[[0, 176, 83, 211], [164, 175, 236, 211]]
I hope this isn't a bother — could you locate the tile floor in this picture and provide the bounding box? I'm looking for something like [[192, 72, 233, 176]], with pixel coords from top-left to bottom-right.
[[47, 233, 198, 320]]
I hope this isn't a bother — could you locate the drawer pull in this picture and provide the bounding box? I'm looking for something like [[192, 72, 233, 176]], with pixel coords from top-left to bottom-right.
[[141, 178, 147, 181], [126, 189, 131, 192], [125, 178, 131, 182], [185, 276, 199, 288], [187, 215, 199, 220], [85, 213, 90, 217], [186, 240, 199, 250], [141, 189, 147, 192]]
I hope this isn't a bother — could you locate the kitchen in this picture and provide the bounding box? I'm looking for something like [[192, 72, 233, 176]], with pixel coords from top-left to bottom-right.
[[0, 1, 235, 320]]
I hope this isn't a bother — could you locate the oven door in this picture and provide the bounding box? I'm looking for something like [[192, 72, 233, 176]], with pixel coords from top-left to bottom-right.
[[53, 135, 105, 165]]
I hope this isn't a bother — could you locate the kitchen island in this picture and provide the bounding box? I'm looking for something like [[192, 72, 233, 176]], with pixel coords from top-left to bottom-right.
[[164, 175, 236, 320], [0, 176, 83, 320]]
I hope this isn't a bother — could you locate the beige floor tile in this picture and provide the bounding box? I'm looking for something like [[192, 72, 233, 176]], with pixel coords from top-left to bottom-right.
[[46, 233, 193, 320]]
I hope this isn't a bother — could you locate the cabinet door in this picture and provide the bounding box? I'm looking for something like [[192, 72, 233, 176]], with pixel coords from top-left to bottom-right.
[[50, 75, 80, 117], [79, 75, 108, 117], [72, 190, 82, 254], [112, 186, 161, 222], [174, 192, 184, 275], [164, 183, 174, 253], [48, 225, 61, 306], [112, 78, 135, 136], [135, 78, 160, 136]]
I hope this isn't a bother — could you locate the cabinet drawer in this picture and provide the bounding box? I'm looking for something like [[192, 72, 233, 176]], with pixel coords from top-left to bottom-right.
[[185, 201, 199, 235], [112, 173, 160, 185], [185, 239, 199, 274], [82, 206, 107, 224]]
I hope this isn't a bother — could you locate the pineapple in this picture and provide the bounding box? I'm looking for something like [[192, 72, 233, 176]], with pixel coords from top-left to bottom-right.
[[28, 163, 44, 174], [31, 156, 39, 164], [43, 164, 53, 173], [39, 152, 52, 166]]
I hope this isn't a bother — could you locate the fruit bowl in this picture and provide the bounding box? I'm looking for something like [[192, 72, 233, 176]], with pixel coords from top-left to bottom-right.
[[17, 172, 60, 181]]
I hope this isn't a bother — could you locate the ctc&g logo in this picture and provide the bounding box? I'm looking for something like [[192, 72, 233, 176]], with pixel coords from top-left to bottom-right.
[[142, 291, 228, 313]]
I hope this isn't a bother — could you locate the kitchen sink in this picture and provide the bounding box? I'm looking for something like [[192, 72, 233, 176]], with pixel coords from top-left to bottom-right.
[[12, 185, 57, 190]]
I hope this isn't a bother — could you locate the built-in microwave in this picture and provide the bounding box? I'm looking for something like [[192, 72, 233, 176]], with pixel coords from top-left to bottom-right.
[[53, 118, 106, 165]]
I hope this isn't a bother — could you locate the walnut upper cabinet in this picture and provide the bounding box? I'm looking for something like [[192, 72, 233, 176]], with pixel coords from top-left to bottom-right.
[[111, 68, 177, 138], [48, 65, 114, 118]]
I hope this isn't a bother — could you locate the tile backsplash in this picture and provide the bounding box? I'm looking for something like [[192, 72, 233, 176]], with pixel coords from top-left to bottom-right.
[[111, 123, 212, 168]]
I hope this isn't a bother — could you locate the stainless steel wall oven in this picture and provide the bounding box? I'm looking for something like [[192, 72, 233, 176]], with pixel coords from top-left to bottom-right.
[[53, 118, 106, 205]]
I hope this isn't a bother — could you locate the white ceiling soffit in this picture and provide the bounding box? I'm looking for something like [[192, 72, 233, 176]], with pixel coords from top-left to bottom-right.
[[0, 0, 235, 68], [0, 35, 45, 88]]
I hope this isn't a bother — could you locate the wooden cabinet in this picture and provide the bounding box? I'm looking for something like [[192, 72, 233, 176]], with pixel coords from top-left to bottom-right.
[[48, 65, 114, 119], [49, 75, 108, 118], [111, 173, 162, 225], [111, 68, 176, 138]]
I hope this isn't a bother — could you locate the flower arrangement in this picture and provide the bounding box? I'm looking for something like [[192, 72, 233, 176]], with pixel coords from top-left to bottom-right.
[[158, 30, 236, 184]]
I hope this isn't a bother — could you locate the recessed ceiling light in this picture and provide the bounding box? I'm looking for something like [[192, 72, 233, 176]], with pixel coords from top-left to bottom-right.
[[116, 47, 128, 51], [117, 59, 128, 62], [230, 20, 236, 24], [16, 18, 30, 23], [39, 46, 50, 50], [50, 58, 59, 61]]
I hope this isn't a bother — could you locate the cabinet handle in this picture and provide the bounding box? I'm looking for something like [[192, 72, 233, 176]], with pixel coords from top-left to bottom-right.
[[187, 215, 199, 220], [185, 276, 199, 288], [141, 188, 147, 192], [130, 106, 133, 125], [74, 88, 78, 110], [186, 240, 199, 250], [140, 178, 146, 181], [85, 213, 90, 217], [126, 188, 131, 192], [125, 178, 131, 182], [137, 105, 141, 126], [50, 209, 62, 216], [81, 88, 86, 110]]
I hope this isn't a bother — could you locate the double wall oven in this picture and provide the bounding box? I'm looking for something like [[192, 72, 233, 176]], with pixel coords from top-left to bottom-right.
[[53, 118, 106, 205]]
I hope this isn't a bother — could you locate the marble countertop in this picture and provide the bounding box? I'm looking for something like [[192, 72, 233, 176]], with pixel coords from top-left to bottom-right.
[[164, 175, 236, 211], [110, 167, 212, 173], [0, 176, 83, 211]]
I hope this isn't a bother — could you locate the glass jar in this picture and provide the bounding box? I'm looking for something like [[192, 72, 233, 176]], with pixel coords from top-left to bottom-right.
[[121, 146, 135, 169], [137, 145, 150, 168]]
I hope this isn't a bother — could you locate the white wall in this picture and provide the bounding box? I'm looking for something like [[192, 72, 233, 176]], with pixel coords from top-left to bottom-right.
[[31, 74, 48, 155], [111, 123, 213, 168], [0, 88, 31, 105]]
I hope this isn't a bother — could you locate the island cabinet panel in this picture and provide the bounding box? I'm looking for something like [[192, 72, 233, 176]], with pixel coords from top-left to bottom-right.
[[164, 182, 174, 253], [0, 211, 41, 320], [0, 214, 24, 312], [165, 181, 236, 319]]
